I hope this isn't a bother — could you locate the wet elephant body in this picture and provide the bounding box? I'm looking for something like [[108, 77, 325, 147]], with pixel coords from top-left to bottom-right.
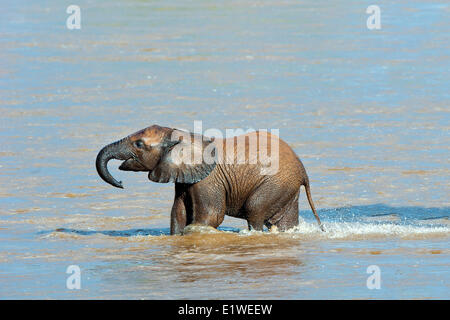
[[96, 125, 323, 235]]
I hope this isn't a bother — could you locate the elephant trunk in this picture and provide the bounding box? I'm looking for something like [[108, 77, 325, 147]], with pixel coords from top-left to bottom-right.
[[95, 137, 133, 189]]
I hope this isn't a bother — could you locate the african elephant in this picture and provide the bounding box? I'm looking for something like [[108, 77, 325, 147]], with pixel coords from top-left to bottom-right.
[[95, 125, 323, 235]]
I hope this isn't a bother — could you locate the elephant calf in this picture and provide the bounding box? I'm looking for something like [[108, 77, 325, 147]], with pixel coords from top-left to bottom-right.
[[96, 125, 323, 234]]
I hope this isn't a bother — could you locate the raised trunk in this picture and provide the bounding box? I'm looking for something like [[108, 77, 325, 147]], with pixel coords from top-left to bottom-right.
[[95, 137, 132, 188]]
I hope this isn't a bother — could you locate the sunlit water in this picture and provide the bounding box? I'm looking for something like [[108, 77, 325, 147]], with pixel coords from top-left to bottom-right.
[[0, 0, 449, 299]]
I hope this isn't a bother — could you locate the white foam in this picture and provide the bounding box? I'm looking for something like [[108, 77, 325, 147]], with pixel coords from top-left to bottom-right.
[[280, 219, 450, 240], [235, 218, 449, 240]]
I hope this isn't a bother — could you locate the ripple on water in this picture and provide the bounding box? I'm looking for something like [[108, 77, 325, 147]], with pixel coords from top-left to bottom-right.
[[42, 218, 450, 243]]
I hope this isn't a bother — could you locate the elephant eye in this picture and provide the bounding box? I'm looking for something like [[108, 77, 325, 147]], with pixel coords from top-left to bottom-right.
[[134, 140, 145, 149]]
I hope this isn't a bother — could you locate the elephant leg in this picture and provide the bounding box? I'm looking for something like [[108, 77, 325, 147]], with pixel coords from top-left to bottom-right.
[[170, 187, 188, 235], [245, 184, 300, 232], [170, 197, 186, 235], [247, 220, 264, 231], [188, 185, 226, 229], [191, 202, 225, 228], [267, 196, 299, 231]]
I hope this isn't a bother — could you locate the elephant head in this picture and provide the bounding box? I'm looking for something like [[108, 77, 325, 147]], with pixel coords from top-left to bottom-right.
[[96, 125, 216, 188]]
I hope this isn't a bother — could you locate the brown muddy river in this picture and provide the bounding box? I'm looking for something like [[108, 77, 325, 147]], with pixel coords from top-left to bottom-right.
[[0, 0, 449, 299]]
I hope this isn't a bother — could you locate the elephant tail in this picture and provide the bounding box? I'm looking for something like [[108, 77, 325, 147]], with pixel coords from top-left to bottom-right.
[[303, 178, 325, 232]]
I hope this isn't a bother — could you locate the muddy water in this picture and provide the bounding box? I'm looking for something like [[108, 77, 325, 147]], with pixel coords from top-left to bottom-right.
[[0, 0, 449, 299]]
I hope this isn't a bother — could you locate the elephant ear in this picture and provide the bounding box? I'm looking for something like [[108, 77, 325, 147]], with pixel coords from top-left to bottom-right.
[[148, 129, 217, 184]]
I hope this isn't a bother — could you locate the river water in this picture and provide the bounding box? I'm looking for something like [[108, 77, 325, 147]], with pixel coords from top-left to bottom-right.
[[0, 0, 449, 299]]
